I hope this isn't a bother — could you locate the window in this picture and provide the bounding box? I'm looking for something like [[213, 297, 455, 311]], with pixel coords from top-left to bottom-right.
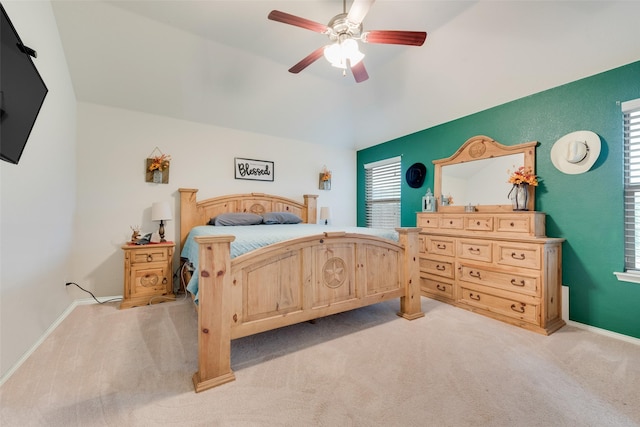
[[623, 98, 640, 272], [364, 156, 401, 229]]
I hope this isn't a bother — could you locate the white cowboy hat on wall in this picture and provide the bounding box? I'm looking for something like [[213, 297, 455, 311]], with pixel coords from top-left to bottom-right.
[[550, 130, 601, 175]]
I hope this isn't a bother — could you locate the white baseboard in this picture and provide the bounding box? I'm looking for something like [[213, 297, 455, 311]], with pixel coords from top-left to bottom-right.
[[566, 320, 640, 346], [562, 285, 569, 323], [561, 285, 639, 346], [0, 296, 122, 387]]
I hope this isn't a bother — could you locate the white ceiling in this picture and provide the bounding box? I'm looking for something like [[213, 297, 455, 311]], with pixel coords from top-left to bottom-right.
[[50, 0, 640, 150]]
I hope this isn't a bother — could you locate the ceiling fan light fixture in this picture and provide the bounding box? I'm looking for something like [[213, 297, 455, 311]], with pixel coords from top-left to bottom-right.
[[324, 38, 364, 69], [268, 1, 426, 83]]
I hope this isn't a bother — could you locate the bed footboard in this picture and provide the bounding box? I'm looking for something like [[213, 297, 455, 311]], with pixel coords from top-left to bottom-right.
[[192, 228, 423, 392]]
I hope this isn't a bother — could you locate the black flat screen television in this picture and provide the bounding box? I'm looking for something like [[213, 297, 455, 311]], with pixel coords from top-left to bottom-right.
[[0, 2, 48, 164]]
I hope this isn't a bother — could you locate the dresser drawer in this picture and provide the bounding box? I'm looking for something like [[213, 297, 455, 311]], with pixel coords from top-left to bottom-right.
[[458, 264, 540, 297], [465, 216, 494, 232], [459, 286, 540, 324], [417, 214, 439, 229], [496, 215, 531, 234], [457, 239, 492, 263], [131, 247, 169, 264], [495, 242, 541, 270], [420, 275, 454, 299], [420, 258, 455, 279], [439, 216, 464, 230], [425, 236, 456, 257]]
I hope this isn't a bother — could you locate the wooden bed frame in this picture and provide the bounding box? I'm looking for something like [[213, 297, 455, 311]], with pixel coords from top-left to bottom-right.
[[179, 188, 424, 392]]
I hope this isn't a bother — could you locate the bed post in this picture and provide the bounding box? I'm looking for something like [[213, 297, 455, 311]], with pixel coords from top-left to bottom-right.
[[396, 227, 425, 320], [303, 194, 318, 224], [192, 235, 237, 392], [179, 188, 199, 250]]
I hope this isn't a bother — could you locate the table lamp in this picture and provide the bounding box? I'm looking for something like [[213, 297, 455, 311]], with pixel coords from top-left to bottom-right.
[[151, 201, 172, 242], [320, 207, 330, 225]]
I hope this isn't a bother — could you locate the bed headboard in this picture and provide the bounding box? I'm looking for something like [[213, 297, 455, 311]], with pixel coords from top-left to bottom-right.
[[178, 188, 318, 249]]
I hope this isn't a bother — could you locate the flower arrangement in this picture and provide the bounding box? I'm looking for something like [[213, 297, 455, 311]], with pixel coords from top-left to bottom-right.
[[441, 194, 454, 206], [148, 154, 171, 172], [320, 166, 331, 182], [508, 166, 539, 186]]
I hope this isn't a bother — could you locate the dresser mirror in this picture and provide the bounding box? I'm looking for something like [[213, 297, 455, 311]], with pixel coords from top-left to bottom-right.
[[434, 136, 537, 212]]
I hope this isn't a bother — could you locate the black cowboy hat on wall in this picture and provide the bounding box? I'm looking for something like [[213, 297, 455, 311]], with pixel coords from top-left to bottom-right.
[[406, 163, 426, 188]]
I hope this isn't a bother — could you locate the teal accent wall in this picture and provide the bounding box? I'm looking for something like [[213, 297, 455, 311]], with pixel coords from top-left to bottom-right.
[[357, 61, 640, 338]]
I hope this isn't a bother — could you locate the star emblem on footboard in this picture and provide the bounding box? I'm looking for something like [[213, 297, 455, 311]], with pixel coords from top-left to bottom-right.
[[322, 257, 346, 289]]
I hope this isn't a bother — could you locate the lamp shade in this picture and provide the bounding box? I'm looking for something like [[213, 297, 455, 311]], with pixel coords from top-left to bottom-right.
[[320, 207, 331, 221], [151, 201, 172, 221]]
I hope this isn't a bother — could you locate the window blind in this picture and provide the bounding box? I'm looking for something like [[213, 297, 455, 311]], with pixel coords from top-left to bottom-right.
[[364, 157, 401, 229], [623, 99, 640, 271]]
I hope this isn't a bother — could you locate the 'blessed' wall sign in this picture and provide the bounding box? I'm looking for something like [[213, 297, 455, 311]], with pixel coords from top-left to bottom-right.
[[234, 157, 274, 182]]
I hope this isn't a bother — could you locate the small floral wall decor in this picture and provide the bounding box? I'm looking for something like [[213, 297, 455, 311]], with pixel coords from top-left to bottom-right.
[[319, 166, 331, 190], [146, 147, 171, 184]]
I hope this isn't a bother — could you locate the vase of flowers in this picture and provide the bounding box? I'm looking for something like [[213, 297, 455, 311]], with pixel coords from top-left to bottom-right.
[[147, 154, 171, 184], [319, 167, 332, 190], [507, 166, 538, 211]]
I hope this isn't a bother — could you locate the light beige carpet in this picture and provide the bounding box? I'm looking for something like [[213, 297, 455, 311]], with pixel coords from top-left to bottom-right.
[[1, 297, 639, 426]]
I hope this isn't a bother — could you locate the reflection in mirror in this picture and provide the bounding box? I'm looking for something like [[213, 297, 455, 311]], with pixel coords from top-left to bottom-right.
[[441, 154, 523, 207], [433, 136, 537, 212]]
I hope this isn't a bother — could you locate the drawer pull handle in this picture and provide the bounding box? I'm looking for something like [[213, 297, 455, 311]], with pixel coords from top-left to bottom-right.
[[511, 252, 525, 260], [436, 265, 446, 271], [468, 247, 480, 254], [449, 221, 453, 225], [436, 284, 446, 291], [162, 277, 168, 284], [511, 304, 526, 313], [469, 293, 480, 301], [436, 243, 447, 250], [469, 270, 481, 279], [147, 254, 153, 262], [510, 279, 525, 287], [510, 222, 515, 227], [476, 221, 481, 226]]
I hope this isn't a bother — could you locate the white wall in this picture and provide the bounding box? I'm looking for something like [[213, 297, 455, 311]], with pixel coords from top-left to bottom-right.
[[0, 1, 77, 378], [71, 102, 357, 298]]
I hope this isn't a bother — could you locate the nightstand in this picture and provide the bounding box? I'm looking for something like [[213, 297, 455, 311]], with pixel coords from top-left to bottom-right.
[[120, 242, 175, 309]]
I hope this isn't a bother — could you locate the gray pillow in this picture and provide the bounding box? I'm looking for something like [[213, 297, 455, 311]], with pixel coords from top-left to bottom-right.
[[209, 213, 263, 226], [262, 212, 303, 224]]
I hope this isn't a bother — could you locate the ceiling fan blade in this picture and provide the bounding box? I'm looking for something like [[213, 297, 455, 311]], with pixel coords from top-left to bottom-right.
[[288, 46, 326, 74], [268, 10, 329, 34], [350, 61, 369, 83], [362, 30, 427, 46], [347, 0, 375, 25]]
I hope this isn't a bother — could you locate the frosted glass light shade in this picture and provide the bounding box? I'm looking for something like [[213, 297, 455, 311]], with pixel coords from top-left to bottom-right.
[[324, 39, 364, 69]]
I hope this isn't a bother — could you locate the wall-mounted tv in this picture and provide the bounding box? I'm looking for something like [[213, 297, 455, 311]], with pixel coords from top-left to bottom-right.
[[0, 2, 48, 164]]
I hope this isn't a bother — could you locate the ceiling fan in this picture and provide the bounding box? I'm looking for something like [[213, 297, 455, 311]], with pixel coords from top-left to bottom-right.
[[268, 0, 427, 83]]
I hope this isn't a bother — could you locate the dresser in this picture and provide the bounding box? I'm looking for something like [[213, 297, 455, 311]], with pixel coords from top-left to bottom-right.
[[120, 242, 175, 309], [417, 211, 565, 335]]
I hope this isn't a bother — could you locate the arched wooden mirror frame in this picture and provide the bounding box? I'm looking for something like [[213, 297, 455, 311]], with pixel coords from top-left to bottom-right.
[[433, 135, 538, 212]]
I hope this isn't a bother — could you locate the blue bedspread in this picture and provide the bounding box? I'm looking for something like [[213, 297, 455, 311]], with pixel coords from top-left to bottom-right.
[[180, 224, 398, 302]]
